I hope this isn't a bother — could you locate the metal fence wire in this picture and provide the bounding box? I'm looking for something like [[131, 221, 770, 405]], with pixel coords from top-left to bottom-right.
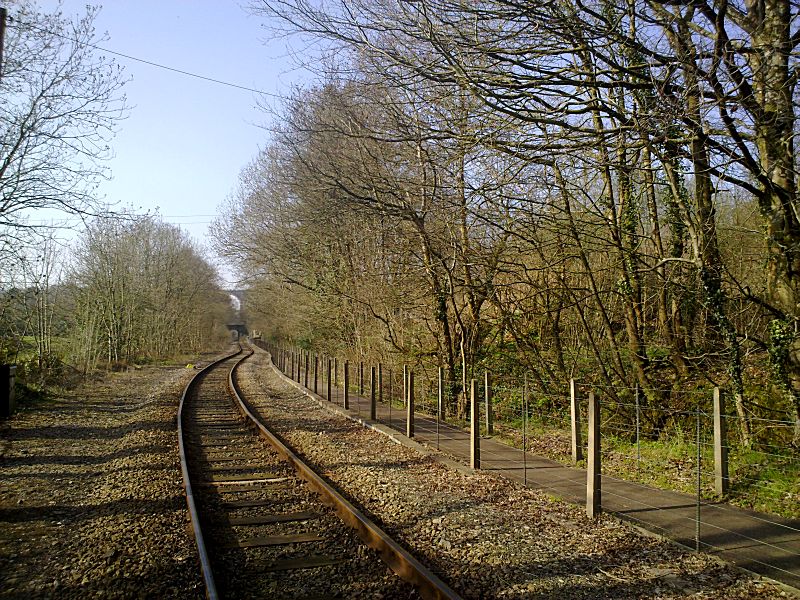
[[259, 342, 800, 587]]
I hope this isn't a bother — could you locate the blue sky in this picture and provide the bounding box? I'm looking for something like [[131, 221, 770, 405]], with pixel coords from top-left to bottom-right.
[[50, 0, 308, 282]]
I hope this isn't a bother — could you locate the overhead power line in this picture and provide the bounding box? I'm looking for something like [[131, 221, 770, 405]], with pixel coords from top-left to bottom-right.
[[8, 17, 280, 97]]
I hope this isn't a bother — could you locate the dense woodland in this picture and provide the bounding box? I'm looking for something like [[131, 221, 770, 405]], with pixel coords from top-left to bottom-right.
[[213, 0, 800, 444], [0, 217, 233, 379]]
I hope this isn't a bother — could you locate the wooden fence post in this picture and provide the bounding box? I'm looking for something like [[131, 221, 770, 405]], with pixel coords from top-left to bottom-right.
[[406, 370, 414, 438], [571, 379, 583, 463], [327, 359, 332, 402], [438, 367, 444, 420], [314, 355, 318, 394], [359, 361, 364, 396], [378, 363, 383, 405], [587, 391, 601, 518], [344, 361, 350, 410], [370, 366, 377, 420], [485, 371, 493, 435], [471, 379, 480, 469], [403, 365, 408, 407], [304, 352, 309, 388], [714, 387, 729, 496]]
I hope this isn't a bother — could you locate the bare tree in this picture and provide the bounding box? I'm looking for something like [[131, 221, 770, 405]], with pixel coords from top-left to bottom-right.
[[0, 2, 127, 240]]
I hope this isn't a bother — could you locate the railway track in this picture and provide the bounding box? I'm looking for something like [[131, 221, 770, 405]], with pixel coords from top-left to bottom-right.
[[178, 345, 460, 599]]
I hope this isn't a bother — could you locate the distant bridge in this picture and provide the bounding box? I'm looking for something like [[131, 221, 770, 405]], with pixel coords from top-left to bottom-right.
[[226, 323, 248, 339], [226, 289, 248, 339]]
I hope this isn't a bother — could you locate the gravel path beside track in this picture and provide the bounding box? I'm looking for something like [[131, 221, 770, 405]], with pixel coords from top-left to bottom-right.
[[0, 360, 214, 599], [238, 349, 788, 600]]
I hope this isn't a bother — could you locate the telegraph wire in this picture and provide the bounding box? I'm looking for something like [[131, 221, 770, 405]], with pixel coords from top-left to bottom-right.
[[7, 17, 282, 98]]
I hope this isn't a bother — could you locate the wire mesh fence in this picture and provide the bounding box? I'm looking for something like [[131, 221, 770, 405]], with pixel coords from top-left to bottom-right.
[[258, 341, 800, 585]]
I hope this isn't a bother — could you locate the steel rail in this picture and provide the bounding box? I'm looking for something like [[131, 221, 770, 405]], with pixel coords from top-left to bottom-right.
[[177, 345, 242, 600], [228, 347, 463, 600]]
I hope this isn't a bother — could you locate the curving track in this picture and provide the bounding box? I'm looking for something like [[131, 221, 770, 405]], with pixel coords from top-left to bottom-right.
[[178, 345, 459, 599]]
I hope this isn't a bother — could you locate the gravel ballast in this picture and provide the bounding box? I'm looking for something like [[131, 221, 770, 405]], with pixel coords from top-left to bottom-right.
[[238, 348, 789, 599], [0, 361, 212, 599]]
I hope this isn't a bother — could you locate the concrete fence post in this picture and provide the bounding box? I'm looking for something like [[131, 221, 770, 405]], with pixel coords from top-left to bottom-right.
[[406, 370, 415, 438], [484, 371, 493, 435], [344, 361, 350, 410], [713, 387, 729, 497], [370, 366, 377, 420], [327, 359, 332, 402], [586, 391, 601, 518], [471, 379, 480, 469], [570, 379, 583, 463]]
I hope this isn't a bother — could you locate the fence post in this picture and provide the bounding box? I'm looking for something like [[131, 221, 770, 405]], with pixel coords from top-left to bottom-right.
[[314, 355, 319, 394], [334, 357, 338, 387], [635, 383, 641, 474], [403, 364, 408, 407], [344, 361, 350, 410], [359, 361, 364, 396], [484, 371, 493, 435], [378, 363, 383, 406], [0, 365, 16, 418], [471, 379, 480, 469], [304, 352, 309, 388], [406, 370, 414, 438], [696, 402, 702, 552], [570, 379, 583, 463], [714, 387, 729, 497], [370, 366, 376, 420], [438, 367, 444, 420], [327, 359, 332, 401], [437, 366, 442, 449], [586, 391, 601, 518]]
